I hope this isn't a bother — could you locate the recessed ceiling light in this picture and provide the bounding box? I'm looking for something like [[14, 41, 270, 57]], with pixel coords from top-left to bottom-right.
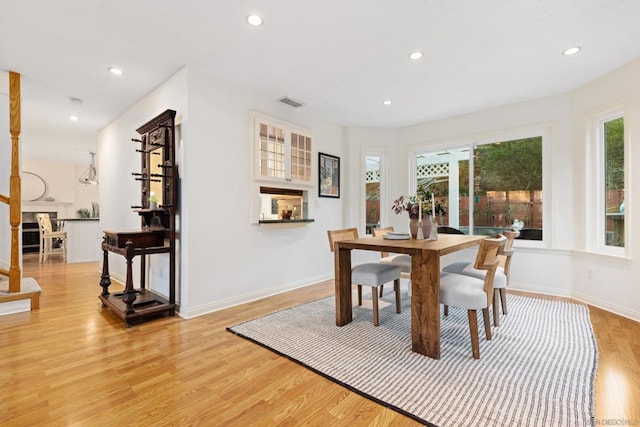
[[108, 67, 123, 76], [409, 51, 423, 60], [562, 46, 581, 56], [383, 100, 392, 106], [246, 14, 263, 26], [69, 115, 79, 121]]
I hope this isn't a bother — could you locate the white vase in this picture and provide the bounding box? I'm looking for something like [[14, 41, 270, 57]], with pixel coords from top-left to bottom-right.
[[429, 216, 438, 240]]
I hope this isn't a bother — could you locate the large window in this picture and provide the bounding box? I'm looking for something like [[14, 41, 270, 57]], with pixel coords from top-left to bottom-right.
[[413, 134, 544, 240], [415, 149, 468, 231], [473, 137, 543, 238]]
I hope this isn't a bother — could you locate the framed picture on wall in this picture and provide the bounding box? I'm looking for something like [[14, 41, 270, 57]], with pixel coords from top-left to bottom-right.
[[318, 152, 340, 198]]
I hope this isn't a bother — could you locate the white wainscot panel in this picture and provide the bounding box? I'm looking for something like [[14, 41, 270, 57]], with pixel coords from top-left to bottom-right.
[[63, 219, 102, 263]]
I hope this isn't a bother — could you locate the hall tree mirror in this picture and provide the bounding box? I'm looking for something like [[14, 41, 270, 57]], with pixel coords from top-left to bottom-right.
[[149, 145, 164, 207]]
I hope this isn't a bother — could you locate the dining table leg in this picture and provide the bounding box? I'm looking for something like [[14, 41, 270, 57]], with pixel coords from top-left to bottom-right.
[[335, 246, 353, 326], [411, 249, 441, 359]]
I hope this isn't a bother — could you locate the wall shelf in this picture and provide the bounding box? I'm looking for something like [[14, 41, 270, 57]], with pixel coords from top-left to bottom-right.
[[258, 219, 315, 224]]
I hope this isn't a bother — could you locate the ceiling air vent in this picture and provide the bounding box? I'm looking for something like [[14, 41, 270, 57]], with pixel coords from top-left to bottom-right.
[[279, 96, 305, 108]]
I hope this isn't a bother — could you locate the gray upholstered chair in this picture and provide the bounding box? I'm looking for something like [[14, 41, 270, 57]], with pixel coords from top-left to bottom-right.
[[439, 235, 506, 359], [328, 228, 402, 326], [371, 226, 412, 297], [442, 230, 519, 326]]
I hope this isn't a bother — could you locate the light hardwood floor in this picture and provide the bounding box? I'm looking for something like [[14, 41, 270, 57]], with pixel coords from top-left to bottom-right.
[[2, 257, 639, 426]]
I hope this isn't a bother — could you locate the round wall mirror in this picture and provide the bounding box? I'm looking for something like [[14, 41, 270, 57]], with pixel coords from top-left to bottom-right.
[[22, 171, 47, 201]]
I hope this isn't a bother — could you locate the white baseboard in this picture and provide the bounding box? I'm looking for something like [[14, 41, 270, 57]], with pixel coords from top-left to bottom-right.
[[179, 273, 333, 319], [509, 281, 572, 298], [0, 299, 31, 316], [571, 291, 640, 323], [510, 281, 640, 323]]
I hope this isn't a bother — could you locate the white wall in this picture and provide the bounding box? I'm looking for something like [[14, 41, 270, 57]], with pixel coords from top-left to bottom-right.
[[21, 157, 99, 218], [569, 57, 640, 320], [179, 64, 345, 317]]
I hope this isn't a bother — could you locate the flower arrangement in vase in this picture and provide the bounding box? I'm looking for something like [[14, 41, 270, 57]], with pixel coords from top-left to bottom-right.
[[392, 188, 446, 239]]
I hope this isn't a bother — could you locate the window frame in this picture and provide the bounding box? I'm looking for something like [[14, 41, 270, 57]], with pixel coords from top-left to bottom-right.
[[409, 126, 550, 248], [361, 148, 388, 235], [586, 108, 627, 257]]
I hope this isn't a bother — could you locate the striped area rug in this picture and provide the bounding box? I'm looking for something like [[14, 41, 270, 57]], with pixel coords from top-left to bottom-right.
[[228, 292, 597, 426]]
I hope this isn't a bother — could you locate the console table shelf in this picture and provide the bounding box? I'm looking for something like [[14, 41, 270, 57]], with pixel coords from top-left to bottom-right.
[[99, 289, 173, 323]]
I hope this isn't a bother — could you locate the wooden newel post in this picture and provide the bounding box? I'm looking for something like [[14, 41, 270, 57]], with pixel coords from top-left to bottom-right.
[[8, 71, 22, 293]]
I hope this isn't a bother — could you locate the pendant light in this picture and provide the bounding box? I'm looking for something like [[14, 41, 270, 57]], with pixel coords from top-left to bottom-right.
[[79, 152, 99, 185]]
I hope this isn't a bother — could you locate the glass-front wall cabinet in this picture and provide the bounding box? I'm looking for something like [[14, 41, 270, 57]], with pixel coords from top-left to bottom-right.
[[252, 113, 314, 223], [254, 113, 312, 185]]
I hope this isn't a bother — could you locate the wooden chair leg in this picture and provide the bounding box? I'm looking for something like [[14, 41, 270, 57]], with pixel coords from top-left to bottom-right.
[[444, 305, 449, 316], [499, 288, 508, 315], [482, 308, 492, 340], [357, 285, 363, 306], [467, 310, 480, 359], [379, 284, 384, 297], [372, 287, 379, 326], [394, 279, 401, 313], [493, 290, 500, 327]]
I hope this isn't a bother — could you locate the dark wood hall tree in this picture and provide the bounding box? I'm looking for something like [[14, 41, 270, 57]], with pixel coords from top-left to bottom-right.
[[99, 109, 178, 326]]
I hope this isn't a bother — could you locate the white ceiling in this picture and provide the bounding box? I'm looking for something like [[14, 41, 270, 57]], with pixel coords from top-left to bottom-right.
[[1, 0, 640, 162]]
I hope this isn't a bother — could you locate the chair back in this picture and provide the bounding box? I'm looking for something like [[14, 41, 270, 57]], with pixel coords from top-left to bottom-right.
[[500, 229, 519, 280], [371, 226, 392, 237], [371, 226, 393, 257], [437, 225, 465, 235], [327, 228, 359, 252], [473, 235, 507, 305], [36, 213, 53, 235]]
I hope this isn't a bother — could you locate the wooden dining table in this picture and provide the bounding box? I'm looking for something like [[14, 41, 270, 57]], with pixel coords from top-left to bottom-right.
[[334, 233, 484, 359]]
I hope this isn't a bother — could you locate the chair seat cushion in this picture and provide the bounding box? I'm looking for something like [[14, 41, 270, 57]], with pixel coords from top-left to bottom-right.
[[439, 272, 488, 310], [442, 261, 507, 288], [379, 254, 411, 273], [352, 263, 401, 287]]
